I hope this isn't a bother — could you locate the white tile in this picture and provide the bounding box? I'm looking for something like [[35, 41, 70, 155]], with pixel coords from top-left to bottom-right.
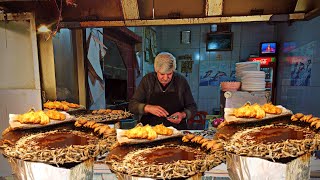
[[199, 86, 215, 98]]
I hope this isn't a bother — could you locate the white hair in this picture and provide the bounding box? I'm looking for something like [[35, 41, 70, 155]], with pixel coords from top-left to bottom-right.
[[154, 52, 176, 74]]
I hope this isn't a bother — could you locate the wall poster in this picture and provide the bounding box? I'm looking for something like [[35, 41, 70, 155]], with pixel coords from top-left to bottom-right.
[[287, 41, 316, 86], [199, 61, 235, 86]]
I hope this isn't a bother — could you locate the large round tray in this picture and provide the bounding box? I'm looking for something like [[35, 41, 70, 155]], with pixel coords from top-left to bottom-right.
[[0, 122, 116, 164], [69, 110, 132, 123], [223, 123, 319, 160], [106, 137, 225, 179]]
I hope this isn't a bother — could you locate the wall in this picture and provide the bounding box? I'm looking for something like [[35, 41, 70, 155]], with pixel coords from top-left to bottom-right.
[[0, 21, 38, 89], [0, 15, 41, 177], [276, 16, 320, 116], [156, 23, 276, 114]]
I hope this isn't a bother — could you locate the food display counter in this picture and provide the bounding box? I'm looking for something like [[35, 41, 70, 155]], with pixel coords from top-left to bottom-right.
[[1, 100, 320, 180]]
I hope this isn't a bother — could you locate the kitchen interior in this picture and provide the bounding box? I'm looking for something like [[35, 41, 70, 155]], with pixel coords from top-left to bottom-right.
[[1, 0, 320, 178]]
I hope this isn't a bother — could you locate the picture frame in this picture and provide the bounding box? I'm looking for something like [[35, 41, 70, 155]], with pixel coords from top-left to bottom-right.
[[181, 30, 191, 44], [206, 32, 233, 51]]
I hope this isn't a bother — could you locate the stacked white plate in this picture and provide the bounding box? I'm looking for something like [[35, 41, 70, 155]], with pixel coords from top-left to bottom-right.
[[241, 71, 266, 91], [235, 62, 260, 81]]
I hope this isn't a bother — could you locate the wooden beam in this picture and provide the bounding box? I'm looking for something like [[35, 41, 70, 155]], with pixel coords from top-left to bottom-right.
[[0, 12, 33, 21], [80, 21, 125, 27], [206, 0, 223, 16], [38, 34, 57, 100], [120, 0, 140, 20], [305, 8, 320, 20], [294, 0, 308, 12], [73, 29, 86, 107], [289, 13, 305, 19], [0, 0, 48, 1], [60, 13, 305, 28]]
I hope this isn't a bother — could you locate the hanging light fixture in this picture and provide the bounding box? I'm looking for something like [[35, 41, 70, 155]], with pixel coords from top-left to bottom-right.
[[37, 24, 51, 33]]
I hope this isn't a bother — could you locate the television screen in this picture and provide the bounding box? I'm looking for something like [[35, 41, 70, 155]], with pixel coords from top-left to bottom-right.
[[260, 42, 277, 55], [206, 32, 233, 51]]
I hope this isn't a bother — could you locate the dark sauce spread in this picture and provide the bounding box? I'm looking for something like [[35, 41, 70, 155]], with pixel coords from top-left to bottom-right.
[[32, 132, 94, 149], [241, 126, 314, 143], [139, 147, 205, 165]]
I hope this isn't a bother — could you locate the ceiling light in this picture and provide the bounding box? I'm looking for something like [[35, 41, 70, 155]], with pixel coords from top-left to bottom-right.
[[38, 25, 51, 33]]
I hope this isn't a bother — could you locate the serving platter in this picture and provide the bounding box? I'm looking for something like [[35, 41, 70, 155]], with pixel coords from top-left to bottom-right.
[[0, 122, 117, 165], [106, 136, 225, 179], [223, 124, 318, 159], [224, 105, 292, 125], [116, 126, 183, 145], [69, 109, 133, 123], [9, 111, 75, 130]]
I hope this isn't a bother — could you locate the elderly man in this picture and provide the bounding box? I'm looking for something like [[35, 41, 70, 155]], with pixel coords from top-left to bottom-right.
[[129, 52, 197, 130]]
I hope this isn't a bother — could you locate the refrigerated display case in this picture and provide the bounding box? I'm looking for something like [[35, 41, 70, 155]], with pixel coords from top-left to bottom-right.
[[248, 57, 277, 103]]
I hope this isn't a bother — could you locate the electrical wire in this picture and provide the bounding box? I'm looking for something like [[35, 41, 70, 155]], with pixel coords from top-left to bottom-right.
[[52, 0, 62, 36]]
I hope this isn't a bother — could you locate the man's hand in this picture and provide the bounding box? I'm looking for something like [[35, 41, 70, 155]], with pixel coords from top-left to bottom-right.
[[167, 112, 186, 124], [144, 105, 169, 117]]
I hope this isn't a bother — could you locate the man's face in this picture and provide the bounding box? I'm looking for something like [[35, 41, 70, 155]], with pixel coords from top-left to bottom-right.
[[156, 70, 173, 86]]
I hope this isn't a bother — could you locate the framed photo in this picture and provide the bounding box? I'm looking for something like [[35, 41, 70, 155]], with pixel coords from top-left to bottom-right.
[[206, 32, 233, 51], [181, 30, 191, 44]]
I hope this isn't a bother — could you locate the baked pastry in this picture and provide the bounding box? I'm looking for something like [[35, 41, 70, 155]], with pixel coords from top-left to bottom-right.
[[261, 103, 282, 114], [17, 110, 50, 125], [233, 103, 266, 119], [61, 101, 80, 108], [124, 125, 158, 140], [45, 110, 66, 120], [44, 101, 69, 111], [152, 124, 173, 136]]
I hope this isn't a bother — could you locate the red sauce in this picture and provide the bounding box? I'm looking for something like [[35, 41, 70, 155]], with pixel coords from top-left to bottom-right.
[[32, 132, 94, 149], [241, 126, 314, 143]]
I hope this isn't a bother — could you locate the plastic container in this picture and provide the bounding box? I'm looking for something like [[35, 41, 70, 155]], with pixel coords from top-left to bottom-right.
[[120, 118, 137, 129], [220, 81, 241, 91]]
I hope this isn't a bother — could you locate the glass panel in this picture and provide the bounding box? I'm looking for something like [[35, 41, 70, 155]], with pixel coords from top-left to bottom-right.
[[53, 29, 79, 103]]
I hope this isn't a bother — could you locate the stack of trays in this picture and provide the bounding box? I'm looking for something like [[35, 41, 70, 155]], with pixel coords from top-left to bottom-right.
[[235, 62, 260, 81], [241, 71, 266, 91]]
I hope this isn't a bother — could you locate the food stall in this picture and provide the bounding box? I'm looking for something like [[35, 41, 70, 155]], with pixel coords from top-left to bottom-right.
[[1, 96, 320, 179], [1, 0, 320, 179], [0, 102, 133, 178]]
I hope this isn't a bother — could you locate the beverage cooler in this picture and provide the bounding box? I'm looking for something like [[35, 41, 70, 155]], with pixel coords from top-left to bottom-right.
[[248, 57, 277, 103]]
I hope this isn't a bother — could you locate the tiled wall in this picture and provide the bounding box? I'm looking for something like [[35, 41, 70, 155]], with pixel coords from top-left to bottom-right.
[[155, 23, 276, 114], [276, 16, 320, 116]]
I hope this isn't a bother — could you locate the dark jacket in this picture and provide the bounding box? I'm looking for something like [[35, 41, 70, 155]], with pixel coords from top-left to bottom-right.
[[129, 72, 197, 119]]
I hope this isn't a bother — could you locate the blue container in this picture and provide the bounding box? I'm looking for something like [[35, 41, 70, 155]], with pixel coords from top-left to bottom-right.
[[120, 118, 137, 129]]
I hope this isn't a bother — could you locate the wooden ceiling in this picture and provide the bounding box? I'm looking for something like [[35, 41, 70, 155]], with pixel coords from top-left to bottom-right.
[[0, 0, 319, 28]]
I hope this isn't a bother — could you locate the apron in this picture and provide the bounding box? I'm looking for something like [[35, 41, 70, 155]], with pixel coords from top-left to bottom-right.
[[140, 89, 187, 130]]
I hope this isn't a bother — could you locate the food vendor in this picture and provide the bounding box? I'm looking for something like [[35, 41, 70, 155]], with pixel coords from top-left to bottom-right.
[[129, 52, 197, 130]]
